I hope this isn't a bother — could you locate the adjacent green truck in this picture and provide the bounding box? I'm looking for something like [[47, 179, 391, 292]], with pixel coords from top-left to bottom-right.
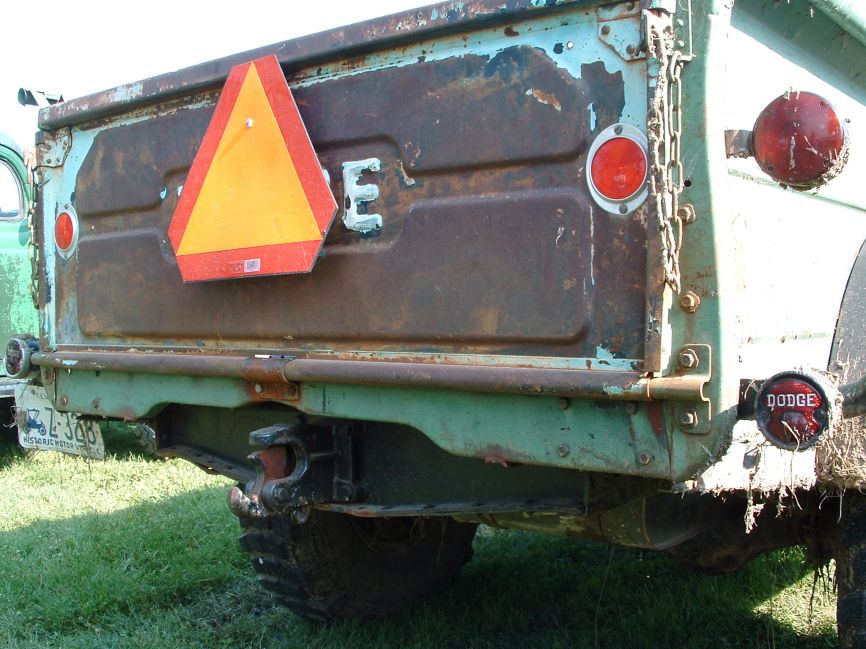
[[0, 132, 37, 434], [7, 0, 866, 644]]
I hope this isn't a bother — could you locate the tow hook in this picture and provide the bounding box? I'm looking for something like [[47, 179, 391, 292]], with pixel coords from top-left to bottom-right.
[[228, 422, 360, 519]]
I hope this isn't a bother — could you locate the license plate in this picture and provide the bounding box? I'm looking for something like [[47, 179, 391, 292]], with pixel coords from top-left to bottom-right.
[[14, 384, 105, 459]]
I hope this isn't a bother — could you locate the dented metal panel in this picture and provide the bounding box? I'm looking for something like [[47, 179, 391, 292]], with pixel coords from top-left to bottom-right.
[[42, 4, 651, 370]]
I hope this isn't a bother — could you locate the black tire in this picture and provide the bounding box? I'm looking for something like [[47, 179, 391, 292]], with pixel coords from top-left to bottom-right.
[[239, 509, 477, 621], [837, 493, 866, 649]]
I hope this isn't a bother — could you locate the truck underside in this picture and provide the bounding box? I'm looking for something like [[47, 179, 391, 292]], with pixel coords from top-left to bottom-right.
[[11, 0, 866, 644]]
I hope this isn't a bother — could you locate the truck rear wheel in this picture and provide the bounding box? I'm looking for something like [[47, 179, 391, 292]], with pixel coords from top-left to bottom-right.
[[837, 493, 866, 649], [239, 509, 477, 621]]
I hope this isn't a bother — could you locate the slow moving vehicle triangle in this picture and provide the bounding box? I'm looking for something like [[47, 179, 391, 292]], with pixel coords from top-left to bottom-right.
[[168, 54, 336, 282]]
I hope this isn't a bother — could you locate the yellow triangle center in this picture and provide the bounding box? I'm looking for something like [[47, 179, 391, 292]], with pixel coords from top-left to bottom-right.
[[177, 64, 321, 256]]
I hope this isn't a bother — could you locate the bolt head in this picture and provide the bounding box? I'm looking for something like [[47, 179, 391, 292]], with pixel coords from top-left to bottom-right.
[[638, 451, 653, 465], [679, 291, 701, 313], [678, 349, 699, 370], [557, 443, 571, 458], [678, 410, 698, 428]]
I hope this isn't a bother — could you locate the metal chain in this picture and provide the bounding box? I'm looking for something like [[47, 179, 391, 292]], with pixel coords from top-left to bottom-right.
[[646, 14, 688, 294], [26, 167, 41, 309]]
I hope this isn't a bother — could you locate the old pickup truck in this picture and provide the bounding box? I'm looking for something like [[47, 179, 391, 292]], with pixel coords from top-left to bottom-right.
[[0, 132, 38, 436], [7, 0, 866, 644]]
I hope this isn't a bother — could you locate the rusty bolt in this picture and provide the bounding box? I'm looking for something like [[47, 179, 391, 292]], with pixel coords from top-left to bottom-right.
[[678, 409, 698, 429], [679, 291, 701, 313], [678, 349, 699, 370], [677, 204, 697, 223], [638, 451, 653, 465], [601, 24, 611, 36], [291, 506, 311, 524], [557, 443, 571, 458]]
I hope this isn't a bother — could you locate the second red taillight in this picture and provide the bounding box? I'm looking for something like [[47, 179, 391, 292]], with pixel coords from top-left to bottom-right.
[[55, 208, 78, 258], [590, 137, 647, 201], [587, 124, 648, 215], [752, 90, 848, 190]]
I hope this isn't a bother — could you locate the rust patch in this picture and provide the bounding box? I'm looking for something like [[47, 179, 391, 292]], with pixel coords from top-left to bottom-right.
[[67, 42, 644, 365], [645, 401, 668, 449], [247, 382, 300, 402], [527, 88, 562, 111], [475, 444, 533, 466]]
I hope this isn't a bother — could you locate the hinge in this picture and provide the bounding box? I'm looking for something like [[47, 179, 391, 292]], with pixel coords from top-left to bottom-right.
[[647, 344, 712, 434]]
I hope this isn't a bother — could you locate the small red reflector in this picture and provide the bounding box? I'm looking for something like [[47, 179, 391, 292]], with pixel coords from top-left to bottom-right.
[[55, 212, 75, 251], [755, 375, 828, 449], [590, 137, 647, 201], [752, 91, 848, 189]]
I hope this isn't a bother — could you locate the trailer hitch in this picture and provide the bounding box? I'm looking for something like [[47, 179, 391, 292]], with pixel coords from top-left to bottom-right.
[[228, 422, 361, 519]]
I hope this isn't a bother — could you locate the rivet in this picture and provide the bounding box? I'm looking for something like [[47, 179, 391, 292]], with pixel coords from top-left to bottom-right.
[[625, 402, 638, 415], [61, 395, 69, 406], [600, 24, 611, 36], [245, 118, 254, 128], [558, 397, 570, 410], [626, 44, 635, 55], [639, 451, 653, 465], [566, 41, 574, 50], [618, 204, 629, 214], [557, 443, 571, 458], [254, 383, 264, 394]]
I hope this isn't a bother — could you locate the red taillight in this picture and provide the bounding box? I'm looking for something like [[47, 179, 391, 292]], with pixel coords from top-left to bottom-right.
[[755, 373, 831, 449], [587, 124, 648, 215], [55, 209, 78, 257], [590, 137, 647, 200], [752, 91, 848, 190]]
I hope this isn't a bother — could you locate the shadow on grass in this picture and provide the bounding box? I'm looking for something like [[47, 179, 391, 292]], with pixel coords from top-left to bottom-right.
[[0, 483, 838, 649]]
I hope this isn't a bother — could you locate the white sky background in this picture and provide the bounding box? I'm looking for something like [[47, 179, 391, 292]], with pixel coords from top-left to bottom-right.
[[1, 0, 430, 150]]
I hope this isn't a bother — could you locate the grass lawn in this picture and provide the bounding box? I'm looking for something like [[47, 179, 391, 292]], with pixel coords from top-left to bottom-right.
[[0, 433, 837, 649]]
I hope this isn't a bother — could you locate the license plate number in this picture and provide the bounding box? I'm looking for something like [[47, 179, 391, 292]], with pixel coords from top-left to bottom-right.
[[14, 385, 105, 459]]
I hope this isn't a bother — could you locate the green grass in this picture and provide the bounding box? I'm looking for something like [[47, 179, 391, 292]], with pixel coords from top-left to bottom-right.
[[0, 433, 837, 649]]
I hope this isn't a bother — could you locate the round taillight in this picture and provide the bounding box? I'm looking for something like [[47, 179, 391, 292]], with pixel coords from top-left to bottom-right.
[[752, 91, 849, 190], [587, 124, 648, 215], [4, 336, 38, 379], [591, 137, 647, 200], [755, 372, 831, 450], [55, 208, 79, 257]]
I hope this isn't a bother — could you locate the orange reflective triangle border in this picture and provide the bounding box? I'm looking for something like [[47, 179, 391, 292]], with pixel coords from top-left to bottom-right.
[[168, 54, 337, 282]]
